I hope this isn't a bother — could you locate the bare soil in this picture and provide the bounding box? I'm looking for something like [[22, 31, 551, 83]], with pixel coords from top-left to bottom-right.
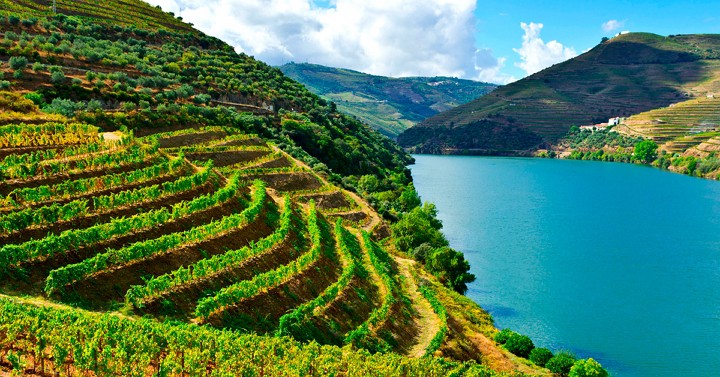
[[244, 172, 323, 192], [249, 155, 293, 169], [298, 191, 352, 210], [158, 131, 228, 148], [186, 150, 270, 167]]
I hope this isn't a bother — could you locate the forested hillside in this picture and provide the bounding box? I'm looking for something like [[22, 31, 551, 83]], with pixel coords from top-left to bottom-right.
[[280, 62, 496, 138]]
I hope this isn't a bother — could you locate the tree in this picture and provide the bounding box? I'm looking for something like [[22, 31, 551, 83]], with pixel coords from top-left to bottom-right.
[[425, 246, 476, 293], [8, 56, 28, 71], [50, 70, 66, 85], [634, 140, 658, 164], [504, 332, 534, 358], [546, 351, 577, 376], [569, 358, 608, 377], [391, 202, 447, 253], [601, 37, 609, 43], [529, 347, 554, 367]]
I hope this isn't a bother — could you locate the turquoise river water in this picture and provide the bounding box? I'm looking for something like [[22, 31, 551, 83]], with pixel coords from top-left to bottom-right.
[[409, 155, 720, 377]]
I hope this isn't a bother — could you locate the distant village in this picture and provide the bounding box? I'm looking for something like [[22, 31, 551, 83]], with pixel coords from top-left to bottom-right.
[[579, 117, 623, 132]]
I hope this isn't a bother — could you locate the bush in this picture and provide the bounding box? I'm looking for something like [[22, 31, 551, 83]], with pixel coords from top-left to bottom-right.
[[50, 70, 66, 85], [546, 351, 577, 376], [23, 92, 44, 106], [0, 81, 10, 90], [494, 328, 515, 345], [529, 347, 553, 367], [634, 140, 658, 164], [569, 358, 608, 377], [8, 56, 28, 70], [411, 243, 433, 263], [425, 246, 475, 294], [504, 332, 534, 358]]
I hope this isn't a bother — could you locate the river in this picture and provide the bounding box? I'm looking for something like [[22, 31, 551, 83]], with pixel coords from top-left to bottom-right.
[[409, 155, 720, 377]]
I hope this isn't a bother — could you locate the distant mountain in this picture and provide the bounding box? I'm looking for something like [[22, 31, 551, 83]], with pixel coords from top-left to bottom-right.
[[279, 63, 496, 138], [398, 33, 720, 154]]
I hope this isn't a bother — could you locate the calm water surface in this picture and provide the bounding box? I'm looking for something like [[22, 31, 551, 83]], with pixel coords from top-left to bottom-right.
[[410, 155, 720, 377]]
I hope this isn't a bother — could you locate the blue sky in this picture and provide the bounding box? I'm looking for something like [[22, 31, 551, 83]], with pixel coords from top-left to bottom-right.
[[475, 0, 720, 79], [146, 0, 720, 84]]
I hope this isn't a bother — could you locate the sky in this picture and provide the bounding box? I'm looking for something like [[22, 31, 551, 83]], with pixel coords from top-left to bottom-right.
[[144, 0, 720, 84]]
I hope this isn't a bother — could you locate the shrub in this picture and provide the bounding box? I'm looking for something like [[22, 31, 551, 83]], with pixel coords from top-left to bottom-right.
[[412, 243, 433, 263], [0, 81, 10, 89], [569, 358, 608, 377], [546, 351, 577, 376], [494, 328, 515, 345], [529, 347, 553, 367], [634, 140, 658, 164], [23, 92, 44, 106], [50, 70, 65, 85], [504, 332, 534, 358], [7, 15, 20, 26], [8, 56, 28, 70]]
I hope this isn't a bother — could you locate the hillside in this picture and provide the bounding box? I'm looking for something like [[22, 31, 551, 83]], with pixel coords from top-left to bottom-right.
[[398, 32, 720, 154], [280, 63, 496, 138], [0, 1, 588, 376]]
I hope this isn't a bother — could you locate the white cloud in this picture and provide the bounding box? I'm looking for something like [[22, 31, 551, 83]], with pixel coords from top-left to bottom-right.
[[513, 22, 576, 76], [602, 19, 624, 33], [143, 0, 511, 84]]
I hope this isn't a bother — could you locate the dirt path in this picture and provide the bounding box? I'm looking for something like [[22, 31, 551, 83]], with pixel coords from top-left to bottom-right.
[[395, 257, 441, 358]]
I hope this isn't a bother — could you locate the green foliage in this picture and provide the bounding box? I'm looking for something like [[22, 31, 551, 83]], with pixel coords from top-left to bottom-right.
[[127, 192, 289, 308], [344, 232, 402, 353], [45, 178, 265, 295], [392, 202, 447, 253], [494, 328, 514, 345], [195, 199, 324, 319], [503, 332, 534, 358], [8, 56, 28, 70], [569, 358, 609, 377], [50, 69, 65, 85], [529, 347, 554, 367], [425, 246, 476, 294], [23, 91, 44, 106], [411, 243, 433, 263], [546, 351, 577, 376], [277, 219, 364, 339], [634, 140, 658, 164], [0, 297, 505, 376], [0, 172, 241, 276]]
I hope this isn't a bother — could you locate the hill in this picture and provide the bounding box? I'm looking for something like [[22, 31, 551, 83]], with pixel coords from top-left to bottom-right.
[[0, 1, 596, 376], [279, 62, 496, 138], [398, 32, 720, 155]]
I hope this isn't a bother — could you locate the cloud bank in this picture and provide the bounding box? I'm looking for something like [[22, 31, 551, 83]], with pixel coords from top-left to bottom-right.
[[513, 22, 576, 76], [144, 0, 515, 84]]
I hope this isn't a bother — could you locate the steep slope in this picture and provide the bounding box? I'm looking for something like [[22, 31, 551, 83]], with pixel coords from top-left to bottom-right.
[[0, 2, 566, 376], [399, 32, 720, 154], [280, 63, 496, 138]]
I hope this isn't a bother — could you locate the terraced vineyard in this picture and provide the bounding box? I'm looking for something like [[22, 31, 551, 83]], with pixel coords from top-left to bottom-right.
[[0, 121, 546, 376], [617, 96, 720, 153], [0, 1, 574, 375]]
